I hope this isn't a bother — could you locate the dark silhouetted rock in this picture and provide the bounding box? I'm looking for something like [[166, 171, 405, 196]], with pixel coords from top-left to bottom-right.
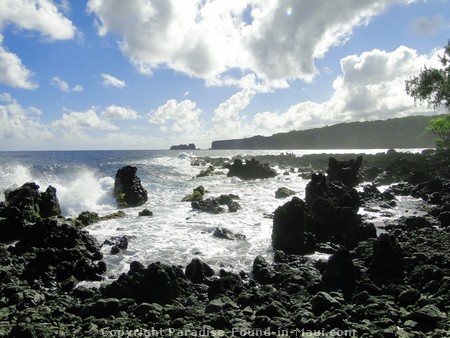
[[369, 233, 404, 285], [138, 208, 153, 217], [185, 258, 215, 283], [213, 227, 246, 240], [113, 166, 148, 207], [321, 247, 357, 297], [326, 156, 362, 187], [272, 197, 316, 255], [102, 261, 190, 304], [226, 158, 276, 180], [192, 198, 226, 214], [77, 211, 100, 226], [252, 255, 274, 284]]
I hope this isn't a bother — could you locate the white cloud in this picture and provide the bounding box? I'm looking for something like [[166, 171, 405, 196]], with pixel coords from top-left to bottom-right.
[[0, 42, 38, 89], [52, 108, 118, 130], [0, 0, 76, 41], [212, 89, 256, 138], [0, 1, 76, 89], [87, 0, 414, 89], [0, 95, 52, 148], [102, 105, 138, 120], [51, 76, 83, 92], [101, 73, 126, 88], [149, 99, 201, 133], [246, 46, 442, 136]]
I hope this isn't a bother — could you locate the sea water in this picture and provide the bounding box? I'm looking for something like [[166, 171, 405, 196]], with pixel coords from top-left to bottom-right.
[[0, 149, 428, 284]]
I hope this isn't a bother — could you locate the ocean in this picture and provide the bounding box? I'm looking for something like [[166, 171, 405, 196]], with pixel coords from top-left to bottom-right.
[[0, 149, 427, 285]]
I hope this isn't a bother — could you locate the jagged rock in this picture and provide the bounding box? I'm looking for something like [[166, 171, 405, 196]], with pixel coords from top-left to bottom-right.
[[271, 197, 316, 255], [368, 233, 404, 285], [226, 158, 277, 180], [197, 165, 215, 177], [102, 261, 190, 304], [326, 156, 362, 187], [311, 291, 342, 315], [104, 235, 130, 255], [113, 166, 148, 207], [275, 187, 296, 199], [252, 255, 275, 284], [321, 247, 357, 297], [38, 186, 62, 219], [185, 258, 215, 283]]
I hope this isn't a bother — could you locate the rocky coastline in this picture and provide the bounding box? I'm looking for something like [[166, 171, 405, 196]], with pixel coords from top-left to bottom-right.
[[0, 150, 449, 337]]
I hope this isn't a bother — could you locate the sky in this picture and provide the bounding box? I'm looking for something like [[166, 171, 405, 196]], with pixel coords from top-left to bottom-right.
[[0, 0, 449, 151]]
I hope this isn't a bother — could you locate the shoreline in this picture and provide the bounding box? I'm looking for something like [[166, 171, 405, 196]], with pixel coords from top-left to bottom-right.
[[0, 150, 448, 337]]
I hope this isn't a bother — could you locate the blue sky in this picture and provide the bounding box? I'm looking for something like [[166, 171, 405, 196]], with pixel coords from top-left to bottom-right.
[[0, 0, 449, 150]]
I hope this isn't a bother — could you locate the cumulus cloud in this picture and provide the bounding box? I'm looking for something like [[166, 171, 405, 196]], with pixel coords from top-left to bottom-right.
[[87, 0, 414, 89], [102, 105, 138, 120], [0, 95, 52, 148], [51, 76, 83, 92], [101, 73, 126, 88], [212, 89, 256, 138], [0, 1, 76, 89], [52, 108, 118, 130], [247, 46, 442, 136], [149, 99, 201, 133], [0, 42, 38, 89], [0, 0, 76, 41]]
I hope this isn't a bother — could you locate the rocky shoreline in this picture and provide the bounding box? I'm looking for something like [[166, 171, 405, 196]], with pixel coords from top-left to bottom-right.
[[0, 150, 449, 337]]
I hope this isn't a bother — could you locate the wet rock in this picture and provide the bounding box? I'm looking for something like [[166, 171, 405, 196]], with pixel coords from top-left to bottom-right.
[[397, 288, 421, 306], [185, 258, 215, 283], [197, 165, 215, 177], [275, 187, 296, 199], [182, 186, 205, 202], [113, 166, 148, 207], [226, 158, 277, 180], [369, 233, 404, 285], [191, 198, 226, 214], [138, 208, 153, 217], [271, 197, 316, 255], [104, 235, 130, 255], [212, 227, 246, 240], [76, 211, 100, 226]]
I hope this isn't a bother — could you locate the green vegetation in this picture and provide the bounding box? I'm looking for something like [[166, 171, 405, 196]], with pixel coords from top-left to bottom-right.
[[427, 114, 450, 150], [405, 40, 450, 150], [211, 115, 438, 149]]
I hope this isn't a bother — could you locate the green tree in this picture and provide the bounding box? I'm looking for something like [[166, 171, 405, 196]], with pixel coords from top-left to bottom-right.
[[406, 40, 450, 150], [426, 114, 450, 150], [405, 40, 450, 109]]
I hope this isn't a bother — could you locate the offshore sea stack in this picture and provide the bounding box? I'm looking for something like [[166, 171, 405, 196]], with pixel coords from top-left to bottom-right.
[[113, 166, 148, 207], [272, 156, 376, 254]]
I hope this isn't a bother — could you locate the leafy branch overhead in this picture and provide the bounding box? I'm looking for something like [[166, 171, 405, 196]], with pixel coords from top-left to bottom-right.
[[406, 40, 450, 150]]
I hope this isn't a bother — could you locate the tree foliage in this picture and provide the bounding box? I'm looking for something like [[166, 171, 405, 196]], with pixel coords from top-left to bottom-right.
[[426, 114, 450, 150], [405, 40, 450, 110], [406, 40, 450, 150]]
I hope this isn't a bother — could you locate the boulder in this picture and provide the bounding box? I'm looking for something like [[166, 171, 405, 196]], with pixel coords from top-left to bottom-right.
[[113, 166, 148, 207], [368, 233, 404, 285], [77, 211, 100, 226], [138, 209, 153, 217], [321, 247, 357, 297], [192, 198, 226, 214], [102, 261, 190, 304], [185, 258, 215, 283], [271, 197, 316, 255], [226, 158, 277, 180], [182, 186, 205, 202], [326, 156, 362, 187], [275, 187, 296, 199], [213, 227, 246, 240]]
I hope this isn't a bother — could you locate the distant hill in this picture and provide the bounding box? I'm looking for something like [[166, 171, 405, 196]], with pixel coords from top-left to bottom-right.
[[211, 115, 441, 150], [170, 143, 197, 150]]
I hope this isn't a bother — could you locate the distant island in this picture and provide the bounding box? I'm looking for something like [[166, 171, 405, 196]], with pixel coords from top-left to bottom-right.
[[170, 143, 197, 150], [211, 115, 441, 149]]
